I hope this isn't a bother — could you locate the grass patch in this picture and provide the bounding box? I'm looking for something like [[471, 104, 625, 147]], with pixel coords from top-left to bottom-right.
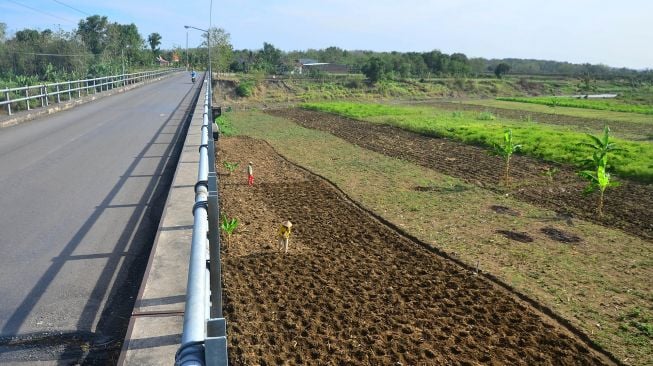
[[464, 99, 653, 125], [498, 96, 653, 115], [221, 109, 653, 365], [235, 80, 256, 97], [215, 113, 237, 136], [301, 102, 653, 183]]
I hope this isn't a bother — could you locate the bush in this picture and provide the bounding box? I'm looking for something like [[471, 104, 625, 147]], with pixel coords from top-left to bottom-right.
[[477, 111, 496, 120], [345, 78, 364, 89], [235, 80, 255, 97]]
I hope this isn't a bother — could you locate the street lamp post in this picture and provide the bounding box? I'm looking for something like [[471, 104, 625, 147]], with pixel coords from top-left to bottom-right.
[[184, 25, 211, 79]]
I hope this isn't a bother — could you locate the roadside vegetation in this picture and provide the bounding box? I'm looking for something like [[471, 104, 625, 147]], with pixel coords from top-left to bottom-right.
[[0, 17, 228, 89], [301, 102, 653, 183]]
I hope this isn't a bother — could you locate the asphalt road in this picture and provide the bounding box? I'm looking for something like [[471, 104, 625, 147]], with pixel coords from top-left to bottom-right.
[[0, 72, 199, 363]]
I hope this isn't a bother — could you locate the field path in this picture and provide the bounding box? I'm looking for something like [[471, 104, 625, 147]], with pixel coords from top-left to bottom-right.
[[218, 136, 614, 365]]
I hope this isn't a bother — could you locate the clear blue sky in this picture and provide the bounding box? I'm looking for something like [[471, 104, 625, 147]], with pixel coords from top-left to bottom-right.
[[1, 0, 652, 69]]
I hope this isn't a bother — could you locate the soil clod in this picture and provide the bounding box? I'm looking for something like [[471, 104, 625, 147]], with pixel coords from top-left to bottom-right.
[[490, 205, 521, 216], [541, 227, 582, 243], [496, 230, 534, 243]]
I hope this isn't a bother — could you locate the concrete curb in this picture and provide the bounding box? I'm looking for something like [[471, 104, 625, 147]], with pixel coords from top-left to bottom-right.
[[118, 79, 207, 365], [0, 72, 182, 130]]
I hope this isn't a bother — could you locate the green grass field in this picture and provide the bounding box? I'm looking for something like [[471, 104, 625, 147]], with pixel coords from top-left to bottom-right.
[[497, 96, 653, 115], [464, 99, 653, 125], [302, 102, 653, 183]]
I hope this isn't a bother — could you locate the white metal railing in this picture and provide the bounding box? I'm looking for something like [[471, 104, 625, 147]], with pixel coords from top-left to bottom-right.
[[0, 68, 183, 116], [175, 73, 227, 366]]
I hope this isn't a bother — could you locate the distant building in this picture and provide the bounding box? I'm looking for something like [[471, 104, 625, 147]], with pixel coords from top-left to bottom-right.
[[156, 55, 170, 67], [293, 59, 349, 75]]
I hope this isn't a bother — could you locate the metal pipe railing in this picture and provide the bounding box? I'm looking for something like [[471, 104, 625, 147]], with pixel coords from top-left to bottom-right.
[[0, 68, 183, 115], [176, 73, 227, 366]]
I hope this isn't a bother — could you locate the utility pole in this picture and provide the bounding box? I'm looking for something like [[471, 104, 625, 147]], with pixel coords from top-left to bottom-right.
[[186, 31, 189, 71]]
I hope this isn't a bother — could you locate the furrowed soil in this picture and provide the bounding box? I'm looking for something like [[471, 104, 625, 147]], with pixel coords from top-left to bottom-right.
[[266, 109, 653, 242], [218, 137, 615, 365]]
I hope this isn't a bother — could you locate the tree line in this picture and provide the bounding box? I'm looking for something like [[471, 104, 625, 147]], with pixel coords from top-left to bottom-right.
[[228, 43, 652, 83], [2, 17, 651, 86], [0, 16, 180, 87]]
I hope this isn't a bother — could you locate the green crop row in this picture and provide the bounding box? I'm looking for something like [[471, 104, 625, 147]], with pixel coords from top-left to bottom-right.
[[496, 97, 653, 115], [301, 102, 653, 183]]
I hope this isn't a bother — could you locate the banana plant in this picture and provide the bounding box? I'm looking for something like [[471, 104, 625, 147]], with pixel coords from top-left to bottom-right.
[[577, 126, 620, 167], [492, 129, 522, 185], [579, 152, 618, 217], [222, 161, 239, 174], [220, 215, 239, 248]]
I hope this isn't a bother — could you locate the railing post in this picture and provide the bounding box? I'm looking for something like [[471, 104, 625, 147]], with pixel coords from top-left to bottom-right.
[[40, 86, 45, 108], [56, 84, 61, 103], [26, 87, 30, 111], [5, 90, 11, 115], [44, 85, 49, 107]]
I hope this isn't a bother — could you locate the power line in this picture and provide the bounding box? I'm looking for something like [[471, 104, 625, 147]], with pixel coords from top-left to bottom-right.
[[6, 0, 77, 24], [52, 0, 90, 16]]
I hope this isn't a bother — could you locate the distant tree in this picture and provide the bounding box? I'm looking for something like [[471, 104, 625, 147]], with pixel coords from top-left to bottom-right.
[[201, 27, 233, 73], [449, 53, 470, 75], [578, 72, 594, 92], [405, 52, 428, 78], [322, 46, 345, 63], [361, 57, 386, 83], [0, 22, 6, 42], [422, 50, 446, 74], [256, 42, 282, 73], [147, 32, 161, 54], [494, 62, 511, 78], [105, 23, 145, 67], [77, 15, 109, 55]]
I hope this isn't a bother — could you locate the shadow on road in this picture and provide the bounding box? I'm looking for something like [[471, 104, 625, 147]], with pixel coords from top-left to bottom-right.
[[0, 78, 202, 364]]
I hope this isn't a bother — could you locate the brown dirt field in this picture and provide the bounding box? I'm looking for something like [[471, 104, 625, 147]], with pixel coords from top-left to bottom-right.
[[218, 136, 615, 365], [266, 109, 653, 242]]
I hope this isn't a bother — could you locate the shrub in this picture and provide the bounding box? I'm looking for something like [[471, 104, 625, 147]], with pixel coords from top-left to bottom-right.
[[220, 215, 239, 248], [235, 80, 255, 97], [477, 111, 496, 120]]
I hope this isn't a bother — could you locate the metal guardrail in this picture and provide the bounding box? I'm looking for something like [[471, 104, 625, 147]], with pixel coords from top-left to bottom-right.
[[0, 68, 183, 115], [176, 74, 227, 366]]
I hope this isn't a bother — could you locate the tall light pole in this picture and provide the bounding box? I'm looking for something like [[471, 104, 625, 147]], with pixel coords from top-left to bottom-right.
[[184, 25, 210, 78], [185, 30, 188, 71]]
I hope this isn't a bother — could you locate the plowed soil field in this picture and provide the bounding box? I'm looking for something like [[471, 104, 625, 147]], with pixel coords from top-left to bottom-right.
[[266, 109, 653, 242], [218, 137, 615, 365]]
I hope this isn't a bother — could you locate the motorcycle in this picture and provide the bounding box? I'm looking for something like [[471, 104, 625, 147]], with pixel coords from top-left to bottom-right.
[[191, 75, 196, 83]]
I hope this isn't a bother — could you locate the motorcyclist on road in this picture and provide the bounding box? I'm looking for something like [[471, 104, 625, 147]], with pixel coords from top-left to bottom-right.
[[191, 70, 197, 83]]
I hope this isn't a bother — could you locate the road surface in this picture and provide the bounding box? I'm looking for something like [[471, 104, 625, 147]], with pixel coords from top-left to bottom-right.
[[0, 72, 199, 363]]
